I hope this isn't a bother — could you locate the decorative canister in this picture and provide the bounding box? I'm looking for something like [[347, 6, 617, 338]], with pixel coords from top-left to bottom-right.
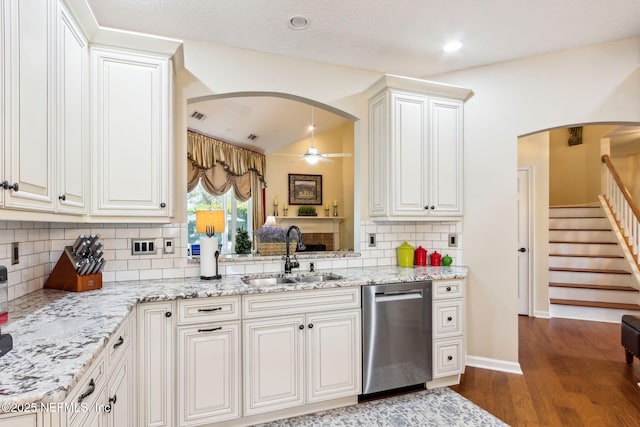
[[442, 254, 453, 266], [430, 251, 442, 266], [414, 246, 427, 266], [396, 242, 415, 267]]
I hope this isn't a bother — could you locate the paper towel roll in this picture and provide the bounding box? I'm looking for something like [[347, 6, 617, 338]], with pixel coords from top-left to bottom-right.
[[200, 236, 218, 278]]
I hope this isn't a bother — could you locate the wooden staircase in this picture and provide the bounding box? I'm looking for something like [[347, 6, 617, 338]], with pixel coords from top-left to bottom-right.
[[548, 205, 640, 322]]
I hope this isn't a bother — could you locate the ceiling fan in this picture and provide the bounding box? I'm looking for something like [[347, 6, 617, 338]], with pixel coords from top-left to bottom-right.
[[274, 108, 352, 165]]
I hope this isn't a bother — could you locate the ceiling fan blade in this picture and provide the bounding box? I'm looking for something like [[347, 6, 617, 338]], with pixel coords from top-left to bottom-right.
[[270, 153, 302, 157], [322, 153, 353, 158]]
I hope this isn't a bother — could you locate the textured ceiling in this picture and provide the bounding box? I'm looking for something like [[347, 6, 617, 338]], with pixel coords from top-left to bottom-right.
[[86, 0, 640, 150]]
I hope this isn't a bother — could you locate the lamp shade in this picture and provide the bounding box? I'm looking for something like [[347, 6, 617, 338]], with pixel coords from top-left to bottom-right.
[[264, 215, 277, 227], [196, 210, 226, 234]]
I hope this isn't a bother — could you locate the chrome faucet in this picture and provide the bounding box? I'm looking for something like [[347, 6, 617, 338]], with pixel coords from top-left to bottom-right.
[[283, 225, 306, 274]]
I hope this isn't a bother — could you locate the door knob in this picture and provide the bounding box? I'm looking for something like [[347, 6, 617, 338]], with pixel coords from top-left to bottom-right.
[[518, 248, 526, 253]]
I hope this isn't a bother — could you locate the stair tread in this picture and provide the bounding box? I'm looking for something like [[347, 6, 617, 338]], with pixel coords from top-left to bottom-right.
[[549, 267, 631, 274], [549, 241, 617, 245], [550, 299, 640, 311], [549, 228, 611, 231], [549, 282, 638, 292], [549, 254, 624, 258], [549, 216, 606, 219]]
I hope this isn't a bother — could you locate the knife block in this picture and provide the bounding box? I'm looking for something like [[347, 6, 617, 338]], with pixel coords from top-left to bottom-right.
[[45, 248, 102, 292]]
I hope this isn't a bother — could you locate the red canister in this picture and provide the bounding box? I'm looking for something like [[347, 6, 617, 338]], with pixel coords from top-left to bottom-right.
[[430, 251, 442, 266], [414, 246, 427, 266]]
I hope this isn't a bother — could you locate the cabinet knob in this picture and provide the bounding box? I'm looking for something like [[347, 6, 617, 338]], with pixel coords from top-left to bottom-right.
[[447, 355, 453, 361], [165, 311, 172, 318], [446, 286, 452, 291], [298, 324, 304, 330], [447, 316, 453, 321], [308, 323, 314, 329], [518, 248, 526, 253], [1, 181, 18, 192], [424, 205, 429, 210], [58, 194, 66, 201], [430, 206, 435, 210], [160, 202, 166, 208]]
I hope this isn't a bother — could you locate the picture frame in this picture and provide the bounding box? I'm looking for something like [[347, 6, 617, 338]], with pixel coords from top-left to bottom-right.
[[288, 174, 322, 205]]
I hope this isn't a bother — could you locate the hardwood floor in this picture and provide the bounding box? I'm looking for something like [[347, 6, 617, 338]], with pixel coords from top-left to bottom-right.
[[451, 316, 640, 426]]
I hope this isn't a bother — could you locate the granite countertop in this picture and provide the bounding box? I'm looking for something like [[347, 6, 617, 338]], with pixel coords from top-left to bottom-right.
[[0, 265, 467, 410]]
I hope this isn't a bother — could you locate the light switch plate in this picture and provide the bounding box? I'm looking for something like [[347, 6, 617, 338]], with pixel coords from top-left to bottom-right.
[[448, 233, 458, 248], [164, 238, 174, 254]]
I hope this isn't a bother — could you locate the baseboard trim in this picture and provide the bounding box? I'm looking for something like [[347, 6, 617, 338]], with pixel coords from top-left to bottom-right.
[[534, 310, 550, 318], [466, 355, 523, 375]]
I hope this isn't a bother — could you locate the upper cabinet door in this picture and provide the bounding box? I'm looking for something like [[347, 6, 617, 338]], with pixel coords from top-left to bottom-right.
[[91, 47, 171, 217], [429, 98, 463, 216], [56, 1, 88, 214], [4, 0, 56, 211]]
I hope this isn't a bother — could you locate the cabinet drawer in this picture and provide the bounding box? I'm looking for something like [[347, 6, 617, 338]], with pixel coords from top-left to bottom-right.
[[433, 337, 464, 378], [433, 300, 463, 339], [0, 413, 37, 427], [106, 313, 132, 369], [178, 296, 240, 325], [66, 354, 106, 426], [243, 288, 360, 319], [432, 280, 464, 300]]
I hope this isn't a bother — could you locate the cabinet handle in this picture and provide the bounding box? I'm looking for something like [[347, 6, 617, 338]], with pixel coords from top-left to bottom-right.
[[446, 286, 452, 291], [160, 202, 166, 208], [109, 394, 117, 405], [299, 324, 304, 330], [308, 323, 314, 329], [165, 311, 172, 318], [113, 336, 124, 349], [78, 379, 96, 403], [58, 194, 66, 201], [447, 355, 453, 361], [197, 307, 222, 312], [447, 316, 453, 321], [1, 181, 18, 192], [197, 327, 222, 333]]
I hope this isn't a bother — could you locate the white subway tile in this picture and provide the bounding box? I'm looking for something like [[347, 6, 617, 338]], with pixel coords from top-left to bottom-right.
[[115, 228, 140, 239], [162, 268, 184, 279], [116, 270, 140, 281], [140, 269, 163, 280]]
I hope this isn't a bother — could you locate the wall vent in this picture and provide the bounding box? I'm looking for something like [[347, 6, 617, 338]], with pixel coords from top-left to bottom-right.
[[190, 111, 206, 121]]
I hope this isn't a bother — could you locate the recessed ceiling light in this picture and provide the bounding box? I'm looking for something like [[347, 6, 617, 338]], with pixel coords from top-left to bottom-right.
[[289, 16, 309, 30], [443, 41, 463, 53]]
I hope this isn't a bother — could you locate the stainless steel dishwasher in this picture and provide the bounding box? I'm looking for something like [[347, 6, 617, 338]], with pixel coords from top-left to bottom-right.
[[362, 281, 432, 395]]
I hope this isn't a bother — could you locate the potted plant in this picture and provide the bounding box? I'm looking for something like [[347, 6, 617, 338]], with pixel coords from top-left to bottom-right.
[[254, 225, 290, 256], [297, 206, 317, 216], [235, 228, 252, 254]]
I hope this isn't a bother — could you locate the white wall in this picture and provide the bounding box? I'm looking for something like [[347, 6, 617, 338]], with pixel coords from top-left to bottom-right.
[[176, 37, 640, 366], [431, 37, 640, 363]]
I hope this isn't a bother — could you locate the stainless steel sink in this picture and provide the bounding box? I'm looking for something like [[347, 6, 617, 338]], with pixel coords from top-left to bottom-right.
[[294, 273, 343, 283], [241, 277, 297, 286]]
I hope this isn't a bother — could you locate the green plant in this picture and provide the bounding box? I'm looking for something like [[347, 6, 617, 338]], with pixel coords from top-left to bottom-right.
[[297, 206, 317, 216], [235, 228, 252, 254]]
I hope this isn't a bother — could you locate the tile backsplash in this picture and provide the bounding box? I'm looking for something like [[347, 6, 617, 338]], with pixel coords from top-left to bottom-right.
[[3, 219, 462, 302]]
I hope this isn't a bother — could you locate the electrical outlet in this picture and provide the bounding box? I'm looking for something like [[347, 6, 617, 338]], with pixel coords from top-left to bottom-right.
[[131, 239, 157, 255], [11, 242, 19, 265], [368, 233, 377, 248], [164, 238, 174, 254], [448, 233, 458, 248]]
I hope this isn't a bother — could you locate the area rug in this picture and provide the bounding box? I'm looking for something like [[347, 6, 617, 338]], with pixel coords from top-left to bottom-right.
[[259, 387, 508, 426]]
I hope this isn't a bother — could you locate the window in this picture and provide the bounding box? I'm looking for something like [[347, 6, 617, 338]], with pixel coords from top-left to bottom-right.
[[187, 182, 252, 254]]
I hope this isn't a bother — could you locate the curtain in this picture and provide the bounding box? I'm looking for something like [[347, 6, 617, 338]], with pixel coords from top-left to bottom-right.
[[187, 130, 266, 229]]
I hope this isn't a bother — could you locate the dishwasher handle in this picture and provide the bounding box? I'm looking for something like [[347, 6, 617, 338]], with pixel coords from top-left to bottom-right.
[[374, 290, 423, 302]]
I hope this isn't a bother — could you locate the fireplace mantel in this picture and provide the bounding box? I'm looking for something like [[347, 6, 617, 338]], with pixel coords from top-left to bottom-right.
[[275, 216, 344, 250]]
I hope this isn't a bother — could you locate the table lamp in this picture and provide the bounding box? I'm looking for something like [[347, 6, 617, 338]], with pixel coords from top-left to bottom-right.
[[196, 210, 225, 279]]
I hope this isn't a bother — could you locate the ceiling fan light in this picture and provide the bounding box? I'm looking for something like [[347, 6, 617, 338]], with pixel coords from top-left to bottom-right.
[[305, 155, 320, 165]]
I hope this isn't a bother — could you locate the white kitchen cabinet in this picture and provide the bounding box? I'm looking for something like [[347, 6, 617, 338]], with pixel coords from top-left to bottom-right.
[[367, 75, 470, 220], [306, 310, 361, 403], [429, 279, 466, 387], [0, 413, 40, 427], [56, 1, 88, 214], [242, 288, 361, 416], [176, 297, 241, 426], [106, 349, 134, 427], [137, 301, 175, 427], [3, 0, 56, 211], [91, 47, 172, 218]]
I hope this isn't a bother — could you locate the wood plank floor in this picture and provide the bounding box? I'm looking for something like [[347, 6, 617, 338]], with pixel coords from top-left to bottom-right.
[[451, 316, 640, 426]]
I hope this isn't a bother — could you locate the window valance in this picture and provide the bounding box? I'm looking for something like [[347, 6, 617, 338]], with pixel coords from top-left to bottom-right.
[[187, 130, 266, 182]]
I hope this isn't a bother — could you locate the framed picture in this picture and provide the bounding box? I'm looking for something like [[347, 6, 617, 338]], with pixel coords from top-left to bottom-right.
[[288, 174, 322, 205]]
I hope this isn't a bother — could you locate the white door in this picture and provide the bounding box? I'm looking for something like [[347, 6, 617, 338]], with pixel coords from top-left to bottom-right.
[[178, 322, 240, 426], [517, 168, 532, 315], [306, 310, 361, 403], [243, 315, 305, 416], [137, 301, 174, 427]]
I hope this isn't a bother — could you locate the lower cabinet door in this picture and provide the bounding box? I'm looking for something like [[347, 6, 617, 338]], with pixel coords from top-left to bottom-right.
[[306, 309, 361, 402], [79, 387, 107, 427], [107, 350, 134, 427], [178, 322, 240, 426], [243, 315, 305, 416]]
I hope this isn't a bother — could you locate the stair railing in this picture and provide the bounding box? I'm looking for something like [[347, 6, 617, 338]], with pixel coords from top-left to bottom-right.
[[602, 154, 640, 262]]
